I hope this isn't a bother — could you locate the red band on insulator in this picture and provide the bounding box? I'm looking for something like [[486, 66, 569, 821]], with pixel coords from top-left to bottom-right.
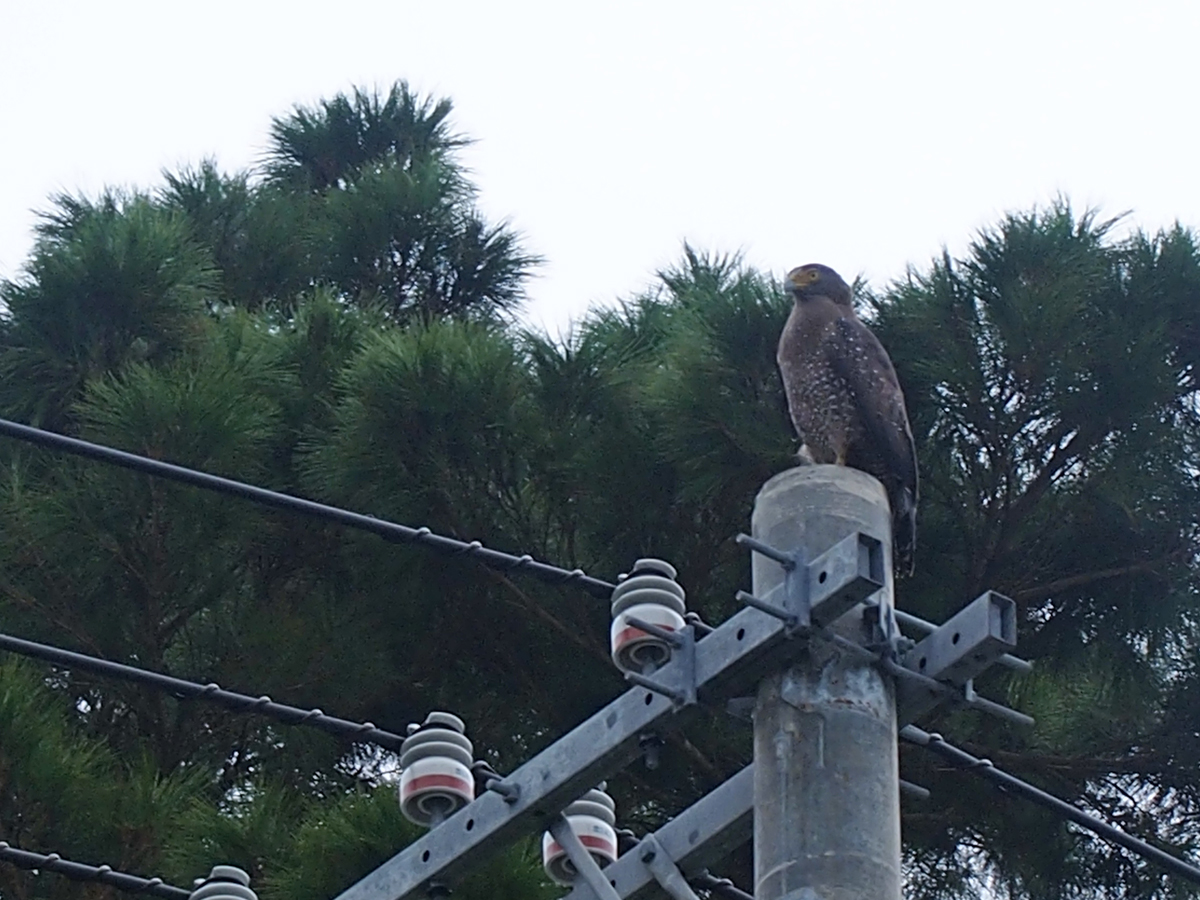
[[614, 624, 674, 647], [577, 834, 616, 854], [546, 835, 617, 857], [402, 774, 472, 796]]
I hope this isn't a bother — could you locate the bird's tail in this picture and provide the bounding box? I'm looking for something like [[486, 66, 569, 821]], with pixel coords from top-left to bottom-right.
[[891, 485, 917, 576]]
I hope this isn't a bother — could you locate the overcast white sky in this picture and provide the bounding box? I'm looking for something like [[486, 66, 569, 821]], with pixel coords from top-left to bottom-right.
[[2, 1, 1197, 334]]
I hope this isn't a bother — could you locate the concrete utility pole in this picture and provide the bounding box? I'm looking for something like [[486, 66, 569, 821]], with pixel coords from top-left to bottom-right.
[[751, 465, 901, 900]]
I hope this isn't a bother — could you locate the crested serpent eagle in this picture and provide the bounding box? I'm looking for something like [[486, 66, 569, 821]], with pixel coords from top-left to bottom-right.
[[777, 263, 918, 573]]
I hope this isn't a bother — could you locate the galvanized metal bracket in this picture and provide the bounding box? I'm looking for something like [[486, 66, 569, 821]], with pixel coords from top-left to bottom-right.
[[735, 531, 884, 635], [623, 624, 697, 708], [896, 591, 1019, 726], [900, 779, 931, 801], [636, 835, 702, 900]]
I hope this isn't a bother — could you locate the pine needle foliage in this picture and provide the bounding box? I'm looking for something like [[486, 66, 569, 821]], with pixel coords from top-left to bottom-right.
[[0, 192, 217, 430]]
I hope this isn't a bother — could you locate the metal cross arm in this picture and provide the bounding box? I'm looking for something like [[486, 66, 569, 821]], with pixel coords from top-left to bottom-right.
[[332, 537, 880, 900], [895, 591, 1020, 726], [865, 600, 1032, 674], [563, 766, 753, 900]]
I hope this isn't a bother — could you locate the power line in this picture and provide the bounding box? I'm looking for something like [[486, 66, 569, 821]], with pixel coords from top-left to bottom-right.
[[900, 725, 1200, 886], [0, 417, 615, 598], [0, 841, 189, 899], [690, 870, 754, 900], [0, 631, 407, 751], [8, 415, 1194, 893]]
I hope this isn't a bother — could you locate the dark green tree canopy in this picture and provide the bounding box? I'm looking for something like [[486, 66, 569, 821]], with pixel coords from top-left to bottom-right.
[[0, 191, 217, 430], [161, 81, 538, 322], [873, 204, 1200, 899], [264, 83, 466, 192]]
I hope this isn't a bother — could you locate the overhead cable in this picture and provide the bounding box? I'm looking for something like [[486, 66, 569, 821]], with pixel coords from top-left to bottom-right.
[[0, 841, 189, 899], [0, 631, 407, 752], [0, 417, 614, 598], [900, 725, 1200, 886], [690, 871, 755, 900]]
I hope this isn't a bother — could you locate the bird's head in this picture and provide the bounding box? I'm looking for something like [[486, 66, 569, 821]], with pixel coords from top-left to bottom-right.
[[784, 263, 852, 306]]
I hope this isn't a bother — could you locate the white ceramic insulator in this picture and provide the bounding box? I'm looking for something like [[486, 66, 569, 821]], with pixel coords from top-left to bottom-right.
[[541, 815, 619, 886], [399, 755, 474, 825], [566, 786, 617, 823], [611, 571, 686, 619], [190, 866, 257, 900], [401, 736, 473, 768], [611, 603, 686, 673], [399, 723, 473, 769]]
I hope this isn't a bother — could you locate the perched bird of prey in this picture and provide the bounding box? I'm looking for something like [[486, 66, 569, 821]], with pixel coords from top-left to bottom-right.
[[778, 263, 918, 573]]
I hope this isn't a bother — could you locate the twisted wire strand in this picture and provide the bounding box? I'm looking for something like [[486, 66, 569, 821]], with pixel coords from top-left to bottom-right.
[[901, 725, 1200, 886], [691, 870, 754, 900], [0, 841, 190, 899], [0, 632, 408, 751], [0, 418, 615, 598]]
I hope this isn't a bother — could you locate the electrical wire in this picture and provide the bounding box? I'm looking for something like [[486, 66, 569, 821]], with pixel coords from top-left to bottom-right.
[[10, 418, 1197, 891], [691, 870, 754, 900], [0, 417, 615, 598], [900, 725, 1200, 886], [0, 841, 189, 899], [0, 631, 407, 751]]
